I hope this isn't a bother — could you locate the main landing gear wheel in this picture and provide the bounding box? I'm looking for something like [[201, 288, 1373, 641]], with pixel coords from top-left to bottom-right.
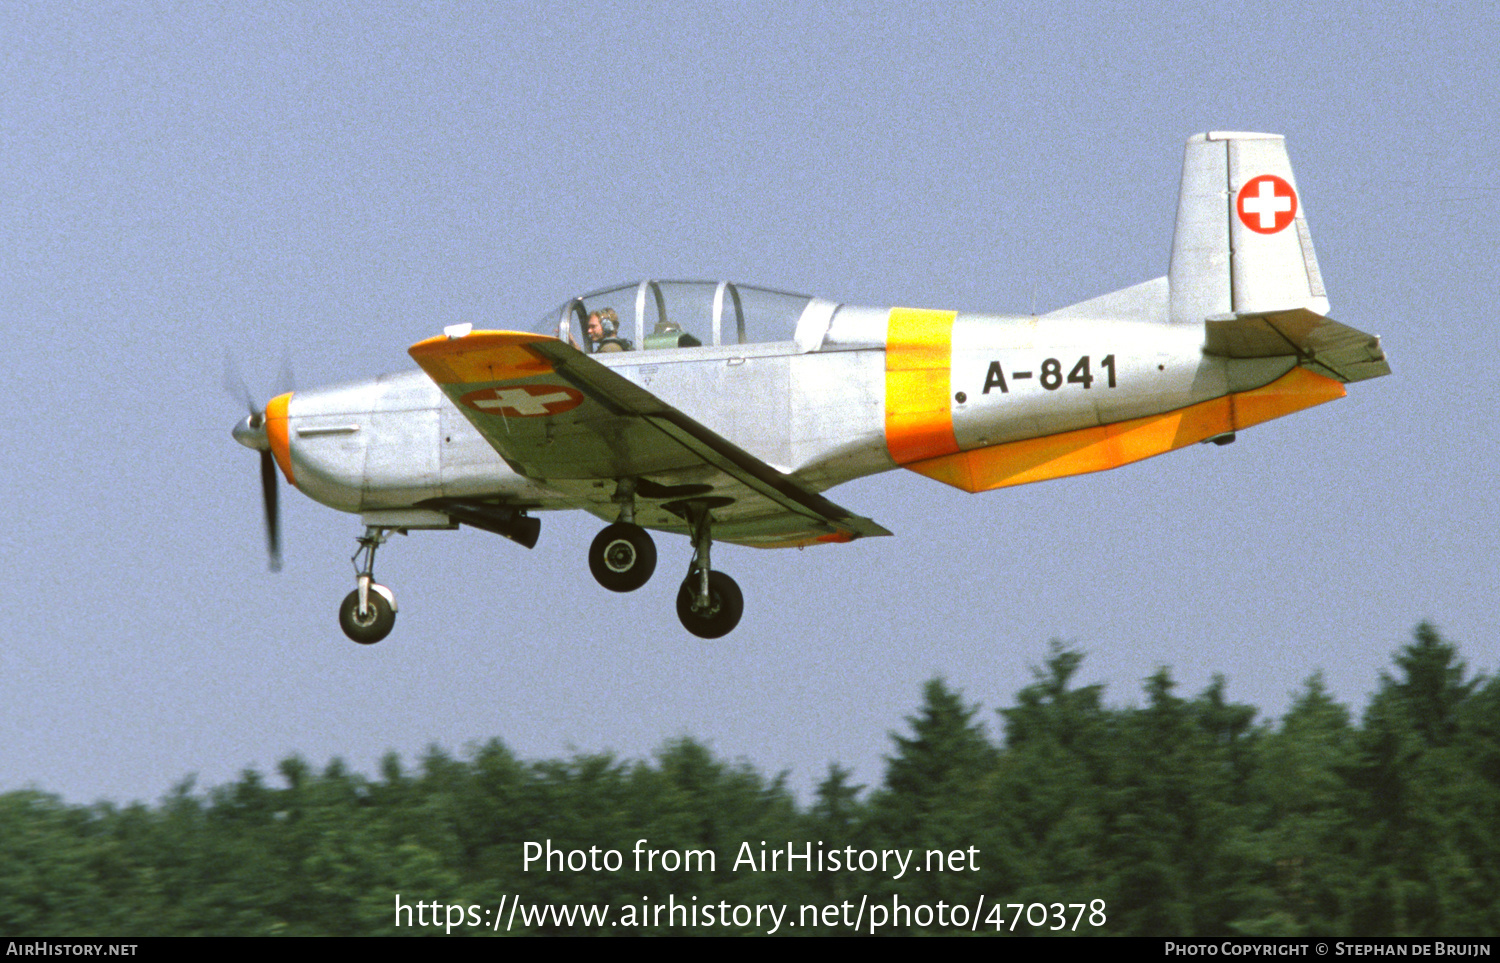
[[676, 570, 743, 639], [589, 522, 657, 592], [339, 588, 396, 644]]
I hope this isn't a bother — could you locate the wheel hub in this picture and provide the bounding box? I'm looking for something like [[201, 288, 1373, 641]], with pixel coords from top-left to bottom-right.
[[603, 540, 636, 572]]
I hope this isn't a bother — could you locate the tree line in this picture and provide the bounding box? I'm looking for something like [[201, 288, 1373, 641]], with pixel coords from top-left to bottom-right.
[[2, 623, 1496, 935]]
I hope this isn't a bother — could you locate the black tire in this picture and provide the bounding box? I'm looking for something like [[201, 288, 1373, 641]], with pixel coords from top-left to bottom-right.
[[589, 523, 657, 592], [675, 570, 744, 639], [339, 589, 396, 645]]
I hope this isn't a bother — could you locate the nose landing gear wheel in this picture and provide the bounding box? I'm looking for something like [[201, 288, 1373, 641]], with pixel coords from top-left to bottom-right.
[[676, 570, 743, 639], [339, 588, 396, 644], [589, 523, 657, 592]]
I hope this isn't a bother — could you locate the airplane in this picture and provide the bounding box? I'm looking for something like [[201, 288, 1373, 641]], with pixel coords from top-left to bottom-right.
[[232, 131, 1389, 644]]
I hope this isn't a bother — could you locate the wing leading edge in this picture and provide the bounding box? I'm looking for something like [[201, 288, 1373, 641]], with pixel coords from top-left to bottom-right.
[[409, 331, 890, 547]]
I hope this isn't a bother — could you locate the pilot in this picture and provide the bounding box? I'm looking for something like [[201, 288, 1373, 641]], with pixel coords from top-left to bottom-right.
[[593, 308, 629, 353], [569, 308, 630, 353], [583, 311, 607, 349]]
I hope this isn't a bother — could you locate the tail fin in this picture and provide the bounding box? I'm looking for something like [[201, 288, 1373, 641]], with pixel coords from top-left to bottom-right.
[[1169, 131, 1329, 324]]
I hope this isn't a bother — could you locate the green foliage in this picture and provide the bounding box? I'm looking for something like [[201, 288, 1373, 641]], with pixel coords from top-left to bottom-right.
[[2, 623, 1496, 935], [878, 678, 997, 822], [1341, 624, 1498, 935]]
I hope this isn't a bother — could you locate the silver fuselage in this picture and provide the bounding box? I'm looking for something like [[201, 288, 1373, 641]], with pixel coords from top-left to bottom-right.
[[276, 302, 1298, 535]]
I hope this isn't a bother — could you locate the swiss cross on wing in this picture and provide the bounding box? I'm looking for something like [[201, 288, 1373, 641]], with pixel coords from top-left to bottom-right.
[[460, 384, 585, 418], [1236, 175, 1298, 234]]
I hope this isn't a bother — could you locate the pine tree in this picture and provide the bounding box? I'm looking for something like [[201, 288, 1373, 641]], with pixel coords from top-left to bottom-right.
[[1348, 624, 1496, 935], [880, 678, 997, 825], [869, 678, 996, 920]]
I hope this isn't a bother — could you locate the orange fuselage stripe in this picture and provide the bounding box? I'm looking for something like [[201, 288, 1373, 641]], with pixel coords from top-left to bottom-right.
[[884, 307, 960, 464], [904, 366, 1346, 492]]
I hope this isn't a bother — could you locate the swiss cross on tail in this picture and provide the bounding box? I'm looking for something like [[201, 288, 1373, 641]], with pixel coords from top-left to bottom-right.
[[460, 384, 584, 417], [1236, 175, 1298, 234]]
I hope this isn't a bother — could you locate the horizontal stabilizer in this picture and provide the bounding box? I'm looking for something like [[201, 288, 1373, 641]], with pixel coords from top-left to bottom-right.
[[1204, 309, 1391, 383]]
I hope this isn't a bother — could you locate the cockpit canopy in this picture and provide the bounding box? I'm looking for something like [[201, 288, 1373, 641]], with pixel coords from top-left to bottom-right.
[[537, 280, 820, 354]]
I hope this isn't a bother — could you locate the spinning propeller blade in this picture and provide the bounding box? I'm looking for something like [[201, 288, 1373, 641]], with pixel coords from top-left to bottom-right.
[[227, 351, 286, 573], [261, 448, 282, 572]]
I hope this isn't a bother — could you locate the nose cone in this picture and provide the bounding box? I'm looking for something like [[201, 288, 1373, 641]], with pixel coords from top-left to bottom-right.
[[233, 413, 269, 451]]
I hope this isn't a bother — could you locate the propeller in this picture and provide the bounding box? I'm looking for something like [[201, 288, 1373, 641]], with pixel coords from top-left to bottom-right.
[[258, 442, 281, 572], [226, 354, 287, 573]]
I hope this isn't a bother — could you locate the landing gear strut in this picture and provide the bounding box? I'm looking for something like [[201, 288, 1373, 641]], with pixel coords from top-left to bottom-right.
[[675, 504, 742, 638], [588, 479, 656, 592], [339, 527, 397, 644]]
